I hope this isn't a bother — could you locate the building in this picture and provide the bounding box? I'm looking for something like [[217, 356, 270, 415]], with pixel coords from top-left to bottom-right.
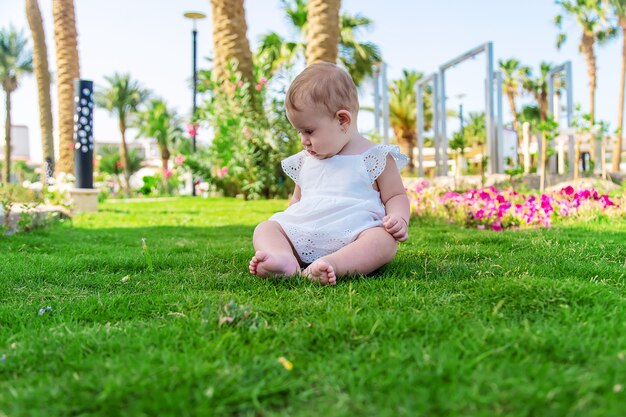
[[0, 125, 32, 163]]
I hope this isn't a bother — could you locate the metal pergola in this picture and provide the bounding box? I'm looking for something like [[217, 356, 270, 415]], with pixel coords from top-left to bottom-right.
[[547, 61, 575, 175], [377, 43, 508, 176]]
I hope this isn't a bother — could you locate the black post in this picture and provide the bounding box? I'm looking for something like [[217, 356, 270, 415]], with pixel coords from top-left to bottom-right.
[[191, 27, 198, 196], [73, 79, 94, 189], [192, 27, 198, 152]]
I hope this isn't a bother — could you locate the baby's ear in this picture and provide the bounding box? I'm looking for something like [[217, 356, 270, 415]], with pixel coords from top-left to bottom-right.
[[336, 109, 352, 129]]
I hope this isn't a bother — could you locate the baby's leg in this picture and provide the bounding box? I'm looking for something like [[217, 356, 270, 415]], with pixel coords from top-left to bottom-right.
[[303, 227, 397, 285], [250, 220, 300, 277]]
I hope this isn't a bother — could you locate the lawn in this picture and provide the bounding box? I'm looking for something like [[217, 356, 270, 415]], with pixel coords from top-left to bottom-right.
[[1, 197, 625, 416]]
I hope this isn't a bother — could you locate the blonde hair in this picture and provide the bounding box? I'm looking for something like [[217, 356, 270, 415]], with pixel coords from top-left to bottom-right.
[[286, 62, 359, 118]]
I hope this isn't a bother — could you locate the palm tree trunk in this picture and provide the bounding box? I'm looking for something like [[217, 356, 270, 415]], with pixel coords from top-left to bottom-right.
[[613, 21, 626, 173], [52, 0, 80, 175], [305, 0, 341, 64], [160, 145, 170, 192], [26, 0, 55, 184], [211, 0, 254, 84], [581, 32, 596, 124], [118, 120, 131, 197], [3, 89, 11, 184], [395, 129, 415, 173]]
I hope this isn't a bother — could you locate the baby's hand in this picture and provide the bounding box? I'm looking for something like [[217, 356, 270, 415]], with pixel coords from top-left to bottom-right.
[[383, 214, 408, 242]]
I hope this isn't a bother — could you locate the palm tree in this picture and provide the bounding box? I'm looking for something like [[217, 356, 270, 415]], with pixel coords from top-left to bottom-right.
[[337, 13, 382, 86], [134, 99, 183, 190], [211, 0, 255, 85], [26, 0, 55, 183], [306, 0, 341, 64], [388, 70, 432, 172], [256, 0, 381, 86], [609, 0, 626, 172], [499, 58, 530, 156], [96, 73, 150, 197], [523, 63, 559, 179], [52, 0, 80, 175], [522, 62, 555, 123], [0, 27, 33, 184], [555, 0, 616, 125], [464, 112, 488, 180]]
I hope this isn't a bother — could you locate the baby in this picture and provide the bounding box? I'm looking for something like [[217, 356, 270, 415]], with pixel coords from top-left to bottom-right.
[[249, 62, 410, 285]]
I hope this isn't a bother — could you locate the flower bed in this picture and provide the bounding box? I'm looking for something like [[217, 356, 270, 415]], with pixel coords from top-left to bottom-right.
[[407, 180, 624, 231]]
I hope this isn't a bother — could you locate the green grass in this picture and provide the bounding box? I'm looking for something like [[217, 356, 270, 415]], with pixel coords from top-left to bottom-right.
[[1, 197, 625, 417]]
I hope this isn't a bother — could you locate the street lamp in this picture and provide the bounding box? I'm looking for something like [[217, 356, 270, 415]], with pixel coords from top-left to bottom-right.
[[183, 11, 206, 196]]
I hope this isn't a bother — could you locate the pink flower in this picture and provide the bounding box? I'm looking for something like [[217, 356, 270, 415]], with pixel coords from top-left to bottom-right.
[[217, 166, 229, 178], [255, 84, 263, 91], [237, 81, 244, 87], [186, 123, 198, 137], [475, 209, 485, 219], [491, 222, 503, 232], [563, 185, 575, 195], [259, 77, 267, 84], [242, 126, 251, 138], [479, 191, 491, 200], [164, 169, 173, 179], [174, 155, 185, 165]]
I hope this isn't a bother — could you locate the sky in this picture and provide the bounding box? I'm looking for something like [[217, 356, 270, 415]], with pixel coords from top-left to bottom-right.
[[0, 0, 624, 163]]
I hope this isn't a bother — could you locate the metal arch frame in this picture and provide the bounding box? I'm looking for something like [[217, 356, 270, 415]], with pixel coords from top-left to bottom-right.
[[372, 61, 390, 145], [547, 61, 575, 175], [439, 42, 502, 175], [416, 73, 440, 177]]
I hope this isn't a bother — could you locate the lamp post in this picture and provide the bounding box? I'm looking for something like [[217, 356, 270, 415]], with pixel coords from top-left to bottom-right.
[[184, 11, 206, 196]]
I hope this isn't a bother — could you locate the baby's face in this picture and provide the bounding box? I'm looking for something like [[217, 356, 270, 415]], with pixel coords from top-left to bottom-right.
[[287, 105, 350, 159]]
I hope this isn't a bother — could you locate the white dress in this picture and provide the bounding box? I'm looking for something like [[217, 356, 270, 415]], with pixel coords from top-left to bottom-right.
[[270, 144, 408, 264]]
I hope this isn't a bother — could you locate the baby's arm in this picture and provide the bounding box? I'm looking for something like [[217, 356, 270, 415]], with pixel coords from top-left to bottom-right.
[[377, 155, 410, 241], [289, 185, 302, 206]]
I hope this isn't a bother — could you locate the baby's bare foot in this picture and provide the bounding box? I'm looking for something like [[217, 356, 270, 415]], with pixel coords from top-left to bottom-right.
[[249, 251, 299, 277], [303, 259, 337, 285]]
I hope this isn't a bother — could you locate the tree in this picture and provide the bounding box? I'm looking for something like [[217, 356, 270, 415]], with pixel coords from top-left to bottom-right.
[[26, 0, 55, 183], [499, 58, 530, 157], [464, 112, 487, 179], [211, 0, 255, 86], [609, 0, 626, 172], [555, 0, 616, 124], [96, 73, 150, 197], [522, 62, 555, 123], [96, 144, 143, 193], [134, 99, 183, 190], [388, 70, 432, 172], [0, 27, 32, 184], [52, 0, 80, 174], [306, 0, 341, 64], [256, 0, 381, 86]]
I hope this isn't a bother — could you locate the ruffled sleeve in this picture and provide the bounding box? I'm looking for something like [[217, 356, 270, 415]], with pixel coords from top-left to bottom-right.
[[281, 151, 307, 185], [362, 145, 409, 183]]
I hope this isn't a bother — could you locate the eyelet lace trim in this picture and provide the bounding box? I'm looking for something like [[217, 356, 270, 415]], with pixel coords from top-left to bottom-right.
[[363, 145, 409, 183], [281, 151, 306, 185], [282, 224, 353, 264]]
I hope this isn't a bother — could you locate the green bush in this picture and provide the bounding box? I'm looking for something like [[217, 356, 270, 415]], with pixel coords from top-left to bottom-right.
[[190, 64, 300, 199]]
